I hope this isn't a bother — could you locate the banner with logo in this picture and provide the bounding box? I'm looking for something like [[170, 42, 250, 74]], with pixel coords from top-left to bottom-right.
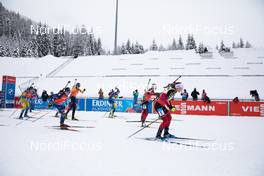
[[77, 98, 85, 111], [230, 102, 264, 117], [170, 100, 228, 116], [1, 75, 16, 108], [14, 97, 22, 108], [86, 98, 134, 112]]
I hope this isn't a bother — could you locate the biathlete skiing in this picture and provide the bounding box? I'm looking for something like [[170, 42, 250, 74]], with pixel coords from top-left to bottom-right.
[[155, 82, 183, 139], [49, 87, 71, 129], [108, 87, 120, 118], [65, 82, 85, 120], [141, 83, 158, 127], [18, 86, 34, 119]]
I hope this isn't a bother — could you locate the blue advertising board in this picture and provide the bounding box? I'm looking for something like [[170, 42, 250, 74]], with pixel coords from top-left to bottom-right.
[[31, 98, 85, 111], [86, 98, 134, 112], [33, 98, 49, 109], [2, 76, 16, 108], [77, 98, 85, 111]]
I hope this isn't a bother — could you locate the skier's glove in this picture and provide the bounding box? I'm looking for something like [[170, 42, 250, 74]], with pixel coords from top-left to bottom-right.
[[83, 88, 86, 92], [48, 102, 54, 108], [171, 106, 176, 112]]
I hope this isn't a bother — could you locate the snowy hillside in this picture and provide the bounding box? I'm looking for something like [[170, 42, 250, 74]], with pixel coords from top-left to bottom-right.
[[0, 48, 264, 99]]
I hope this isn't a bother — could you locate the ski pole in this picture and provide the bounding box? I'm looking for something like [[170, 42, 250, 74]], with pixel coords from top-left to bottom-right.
[[128, 118, 159, 138], [73, 78, 77, 86], [32, 110, 52, 123], [9, 109, 19, 118], [173, 75, 182, 83], [64, 81, 71, 89], [15, 115, 32, 126], [103, 110, 109, 117], [146, 78, 151, 90], [164, 75, 182, 89]]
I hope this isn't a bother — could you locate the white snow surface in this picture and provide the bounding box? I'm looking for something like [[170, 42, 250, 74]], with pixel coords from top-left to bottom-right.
[[0, 109, 264, 176], [0, 48, 264, 99]]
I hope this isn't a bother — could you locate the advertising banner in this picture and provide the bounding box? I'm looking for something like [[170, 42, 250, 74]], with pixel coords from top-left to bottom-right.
[[77, 98, 85, 111], [2, 75, 16, 108], [170, 100, 228, 116], [14, 97, 23, 108], [86, 98, 134, 112], [230, 101, 264, 117]]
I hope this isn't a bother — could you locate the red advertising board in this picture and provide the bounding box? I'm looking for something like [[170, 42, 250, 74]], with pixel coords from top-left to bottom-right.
[[14, 97, 22, 108], [2, 75, 16, 84], [230, 101, 264, 117], [170, 100, 228, 116]]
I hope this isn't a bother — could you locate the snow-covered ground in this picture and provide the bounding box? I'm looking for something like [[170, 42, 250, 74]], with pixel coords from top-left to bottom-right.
[[0, 109, 264, 176], [0, 48, 264, 99]]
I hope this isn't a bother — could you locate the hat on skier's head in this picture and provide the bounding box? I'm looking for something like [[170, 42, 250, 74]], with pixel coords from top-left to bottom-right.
[[151, 83, 157, 91], [76, 83, 81, 88], [167, 88, 176, 100], [64, 87, 71, 95], [175, 82, 183, 92]]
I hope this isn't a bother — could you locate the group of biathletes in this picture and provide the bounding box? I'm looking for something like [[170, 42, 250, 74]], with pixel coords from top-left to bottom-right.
[[18, 77, 184, 139]]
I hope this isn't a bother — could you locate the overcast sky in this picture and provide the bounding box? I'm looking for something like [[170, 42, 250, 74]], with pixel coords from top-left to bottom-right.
[[2, 0, 264, 50]]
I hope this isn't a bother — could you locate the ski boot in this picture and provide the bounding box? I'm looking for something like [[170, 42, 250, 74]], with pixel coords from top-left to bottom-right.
[[108, 111, 114, 118], [72, 117, 79, 121], [24, 113, 29, 118], [163, 127, 175, 138], [141, 119, 146, 127], [60, 123, 70, 129], [18, 112, 23, 119], [156, 128, 163, 140]]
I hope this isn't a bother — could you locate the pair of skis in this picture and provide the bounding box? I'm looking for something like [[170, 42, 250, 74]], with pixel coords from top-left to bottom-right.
[[15, 110, 52, 126], [46, 125, 95, 132], [139, 136, 213, 148]]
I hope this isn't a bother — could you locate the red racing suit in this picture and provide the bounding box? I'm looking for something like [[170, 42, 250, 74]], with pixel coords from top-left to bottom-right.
[[154, 92, 173, 129], [141, 90, 156, 122]]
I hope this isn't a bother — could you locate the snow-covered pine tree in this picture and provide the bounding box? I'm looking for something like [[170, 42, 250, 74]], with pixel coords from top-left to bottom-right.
[[131, 43, 135, 54], [171, 38, 177, 50], [245, 41, 252, 48], [185, 34, 191, 50], [52, 28, 60, 57], [96, 38, 102, 55], [126, 40, 132, 54], [239, 38, 244, 48], [12, 48, 19, 57], [220, 40, 225, 51], [198, 43, 205, 54], [20, 44, 28, 57], [120, 43, 127, 54], [178, 35, 184, 50], [36, 23, 51, 57], [0, 45, 6, 56], [190, 35, 196, 50], [232, 41, 236, 48], [158, 44, 165, 51], [88, 29, 95, 55], [134, 42, 144, 54], [150, 40, 158, 51]]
